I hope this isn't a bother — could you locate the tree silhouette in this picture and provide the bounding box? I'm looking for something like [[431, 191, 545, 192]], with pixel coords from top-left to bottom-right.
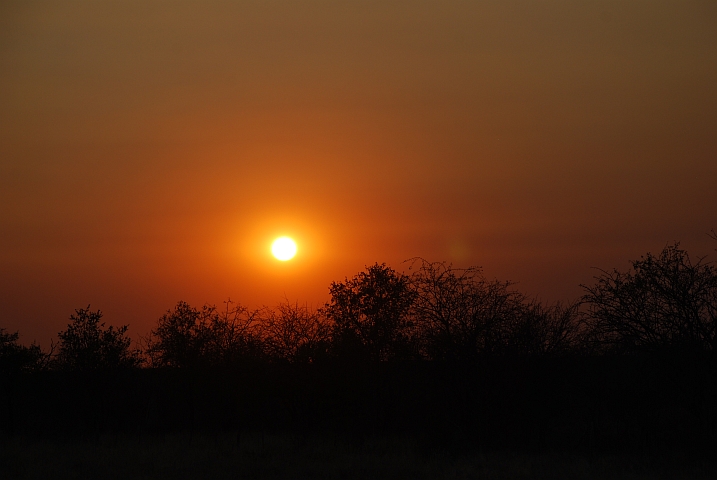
[[0, 328, 47, 374], [581, 243, 717, 449], [323, 263, 415, 362], [147, 300, 262, 368], [407, 259, 582, 360], [204, 300, 263, 366], [581, 243, 717, 355], [259, 300, 331, 363], [54, 307, 140, 371], [502, 300, 582, 356], [146, 301, 205, 368], [408, 260, 527, 360]]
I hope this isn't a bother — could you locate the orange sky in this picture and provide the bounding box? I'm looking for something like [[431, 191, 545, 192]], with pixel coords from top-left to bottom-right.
[[1, 1, 716, 345]]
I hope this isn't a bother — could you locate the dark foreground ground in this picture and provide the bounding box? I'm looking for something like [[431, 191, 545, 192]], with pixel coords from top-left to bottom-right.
[[1, 432, 714, 480]]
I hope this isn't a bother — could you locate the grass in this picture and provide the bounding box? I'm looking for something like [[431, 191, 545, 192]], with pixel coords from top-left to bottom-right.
[[1, 431, 713, 479]]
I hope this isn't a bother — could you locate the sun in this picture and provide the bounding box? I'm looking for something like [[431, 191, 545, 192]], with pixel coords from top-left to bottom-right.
[[271, 236, 297, 261]]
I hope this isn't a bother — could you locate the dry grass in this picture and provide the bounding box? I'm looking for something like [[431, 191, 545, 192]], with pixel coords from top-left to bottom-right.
[[0, 432, 713, 480]]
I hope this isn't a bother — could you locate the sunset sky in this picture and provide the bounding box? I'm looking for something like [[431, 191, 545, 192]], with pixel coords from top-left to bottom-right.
[[1, 1, 716, 344]]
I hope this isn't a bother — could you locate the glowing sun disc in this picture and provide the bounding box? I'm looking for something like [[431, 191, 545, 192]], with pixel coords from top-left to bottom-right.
[[271, 236, 297, 261]]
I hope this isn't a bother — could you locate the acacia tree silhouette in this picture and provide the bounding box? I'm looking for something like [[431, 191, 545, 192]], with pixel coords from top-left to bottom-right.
[[55, 306, 140, 371]]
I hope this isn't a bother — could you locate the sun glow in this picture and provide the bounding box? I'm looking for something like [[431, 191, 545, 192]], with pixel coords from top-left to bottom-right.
[[271, 236, 297, 261]]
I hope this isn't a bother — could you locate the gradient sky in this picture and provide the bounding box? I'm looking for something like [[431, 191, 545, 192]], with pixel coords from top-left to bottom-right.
[[2, 1, 716, 345]]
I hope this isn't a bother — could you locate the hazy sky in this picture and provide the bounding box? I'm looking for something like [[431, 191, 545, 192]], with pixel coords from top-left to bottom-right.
[[2, 0, 716, 344]]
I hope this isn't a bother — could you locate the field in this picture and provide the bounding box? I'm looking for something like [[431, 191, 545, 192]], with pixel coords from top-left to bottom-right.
[[1, 432, 713, 480]]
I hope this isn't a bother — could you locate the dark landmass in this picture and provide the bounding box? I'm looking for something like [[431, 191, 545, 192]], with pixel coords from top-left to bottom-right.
[[2, 242, 716, 478]]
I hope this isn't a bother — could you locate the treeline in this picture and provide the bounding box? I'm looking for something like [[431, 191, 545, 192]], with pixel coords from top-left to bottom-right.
[[2, 243, 716, 454]]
